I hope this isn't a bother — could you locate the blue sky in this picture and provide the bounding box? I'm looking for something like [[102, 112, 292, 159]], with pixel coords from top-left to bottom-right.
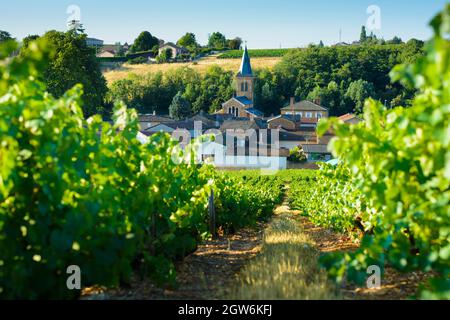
[[0, 0, 447, 48]]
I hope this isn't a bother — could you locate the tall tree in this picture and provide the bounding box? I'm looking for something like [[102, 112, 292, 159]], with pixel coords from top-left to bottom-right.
[[67, 20, 85, 34], [177, 32, 198, 50], [387, 36, 403, 44], [360, 26, 367, 43], [21, 31, 108, 117], [169, 92, 192, 120], [208, 32, 227, 49], [22, 35, 40, 48], [0, 30, 13, 42], [345, 79, 376, 113], [131, 31, 159, 52], [227, 37, 243, 50]]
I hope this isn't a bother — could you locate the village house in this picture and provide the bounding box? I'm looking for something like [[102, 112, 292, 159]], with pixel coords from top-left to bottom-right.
[[338, 113, 363, 124], [138, 114, 173, 131], [158, 42, 189, 59], [279, 98, 329, 127], [96, 49, 115, 58]]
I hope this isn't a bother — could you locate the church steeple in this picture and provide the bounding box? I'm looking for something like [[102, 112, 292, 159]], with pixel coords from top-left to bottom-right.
[[238, 44, 253, 77], [235, 44, 255, 101]]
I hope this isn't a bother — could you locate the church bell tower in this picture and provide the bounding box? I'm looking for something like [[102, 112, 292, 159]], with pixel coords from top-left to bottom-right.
[[235, 45, 255, 101]]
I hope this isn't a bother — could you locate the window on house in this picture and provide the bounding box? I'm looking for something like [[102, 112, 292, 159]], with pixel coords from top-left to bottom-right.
[[317, 113, 322, 119], [306, 112, 313, 118]]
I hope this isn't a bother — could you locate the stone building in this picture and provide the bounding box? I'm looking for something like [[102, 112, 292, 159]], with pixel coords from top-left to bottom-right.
[[280, 98, 329, 126]]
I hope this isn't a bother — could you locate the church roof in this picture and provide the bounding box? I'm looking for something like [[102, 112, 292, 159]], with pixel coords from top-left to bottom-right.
[[245, 108, 264, 117], [237, 46, 253, 77], [268, 114, 302, 122], [235, 96, 253, 105]]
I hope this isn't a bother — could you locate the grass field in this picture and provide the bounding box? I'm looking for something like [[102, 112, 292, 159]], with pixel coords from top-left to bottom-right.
[[103, 55, 282, 84]]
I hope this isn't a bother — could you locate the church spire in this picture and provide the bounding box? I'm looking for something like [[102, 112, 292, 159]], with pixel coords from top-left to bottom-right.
[[238, 44, 253, 77]]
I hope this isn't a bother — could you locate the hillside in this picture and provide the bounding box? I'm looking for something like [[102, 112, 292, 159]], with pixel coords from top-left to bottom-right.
[[103, 55, 282, 84]]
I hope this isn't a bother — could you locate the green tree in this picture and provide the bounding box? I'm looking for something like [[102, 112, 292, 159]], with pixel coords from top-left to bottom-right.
[[67, 20, 85, 34], [360, 26, 367, 43], [157, 48, 173, 63], [208, 32, 227, 49], [0, 30, 13, 42], [318, 40, 325, 48], [227, 37, 243, 50], [288, 146, 307, 163], [169, 92, 192, 120], [131, 31, 159, 52], [387, 36, 403, 44], [177, 32, 198, 50], [307, 81, 349, 116], [345, 79, 376, 113], [21, 30, 108, 117], [22, 35, 40, 48]]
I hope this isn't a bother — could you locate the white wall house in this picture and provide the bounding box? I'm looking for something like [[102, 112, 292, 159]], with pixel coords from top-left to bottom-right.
[[199, 142, 287, 170]]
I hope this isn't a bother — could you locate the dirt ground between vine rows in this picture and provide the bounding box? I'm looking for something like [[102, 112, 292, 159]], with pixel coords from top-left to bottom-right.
[[296, 215, 432, 300], [83, 207, 431, 301], [82, 223, 266, 300]]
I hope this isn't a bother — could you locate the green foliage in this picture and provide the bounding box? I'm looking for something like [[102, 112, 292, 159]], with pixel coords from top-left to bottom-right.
[[288, 146, 307, 163], [131, 31, 159, 53], [157, 48, 173, 63], [216, 171, 285, 233], [125, 50, 154, 60], [0, 30, 14, 43], [345, 79, 376, 114], [108, 66, 233, 115], [169, 92, 192, 120], [295, 6, 450, 299], [20, 31, 108, 118], [360, 26, 367, 43], [208, 32, 227, 49], [21, 35, 40, 48], [0, 40, 284, 298], [227, 37, 243, 50], [97, 56, 128, 63], [128, 56, 148, 65], [177, 33, 198, 50], [274, 43, 422, 115]]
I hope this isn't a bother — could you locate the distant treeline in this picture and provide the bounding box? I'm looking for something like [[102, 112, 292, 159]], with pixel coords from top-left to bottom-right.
[[218, 49, 293, 59], [108, 40, 425, 117]]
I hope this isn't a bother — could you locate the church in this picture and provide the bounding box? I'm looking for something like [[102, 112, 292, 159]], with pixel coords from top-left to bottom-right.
[[217, 46, 264, 119]]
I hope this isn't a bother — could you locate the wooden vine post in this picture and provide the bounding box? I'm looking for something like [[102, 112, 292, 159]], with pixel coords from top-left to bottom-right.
[[209, 189, 216, 239]]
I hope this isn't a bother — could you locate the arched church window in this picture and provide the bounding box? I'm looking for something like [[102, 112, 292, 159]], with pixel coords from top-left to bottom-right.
[[245, 82, 248, 92]]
